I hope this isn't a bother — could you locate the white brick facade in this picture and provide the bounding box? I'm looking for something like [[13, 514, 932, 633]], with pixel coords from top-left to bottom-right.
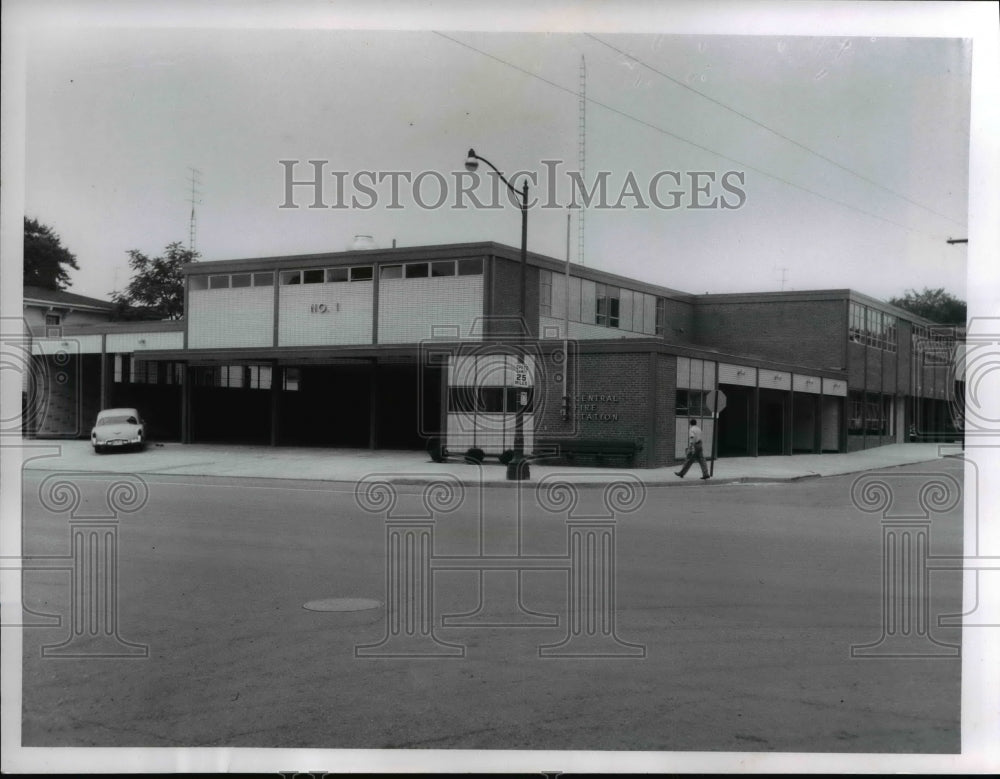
[[189, 288, 274, 348], [379, 276, 483, 344], [278, 281, 374, 346]]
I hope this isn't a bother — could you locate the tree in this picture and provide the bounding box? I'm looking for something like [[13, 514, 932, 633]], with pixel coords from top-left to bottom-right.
[[24, 217, 80, 290], [889, 287, 966, 326], [111, 242, 197, 320]]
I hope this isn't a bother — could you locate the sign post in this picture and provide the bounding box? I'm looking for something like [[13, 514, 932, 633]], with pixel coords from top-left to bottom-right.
[[704, 390, 727, 477]]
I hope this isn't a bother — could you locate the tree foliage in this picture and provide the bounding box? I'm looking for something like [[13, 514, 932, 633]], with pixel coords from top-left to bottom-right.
[[24, 217, 80, 290], [889, 287, 966, 326], [111, 242, 197, 321]]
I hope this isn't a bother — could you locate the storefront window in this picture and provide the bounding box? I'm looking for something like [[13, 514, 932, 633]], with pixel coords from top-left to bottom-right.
[[477, 387, 505, 413], [539, 270, 552, 317], [676, 389, 707, 416]]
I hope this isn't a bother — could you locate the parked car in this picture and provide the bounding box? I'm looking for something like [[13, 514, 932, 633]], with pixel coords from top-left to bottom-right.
[[91, 408, 146, 453]]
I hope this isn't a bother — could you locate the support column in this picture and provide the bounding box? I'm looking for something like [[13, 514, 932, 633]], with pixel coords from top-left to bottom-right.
[[180, 364, 192, 444], [269, 360, 280, 446], [368, 358, 379, 450]]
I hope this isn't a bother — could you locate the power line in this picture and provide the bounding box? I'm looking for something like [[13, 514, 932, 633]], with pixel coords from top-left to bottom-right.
[[585, 34, 965, 229], [433, 31, 952, 243]]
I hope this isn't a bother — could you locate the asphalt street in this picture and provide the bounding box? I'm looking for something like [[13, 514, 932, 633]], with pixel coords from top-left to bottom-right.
[[20, 459, 963, 751]]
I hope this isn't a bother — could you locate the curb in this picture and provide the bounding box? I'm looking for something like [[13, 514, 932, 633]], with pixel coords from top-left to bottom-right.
[[21, 465, 936, 489]]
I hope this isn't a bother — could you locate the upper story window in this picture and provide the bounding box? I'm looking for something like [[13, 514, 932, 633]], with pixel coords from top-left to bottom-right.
[[280, 266, 374, 285], [44, 313, 61, 326], [190, 272, 274, 290], [849, 302, 897, 352], [380, 259, 482, 279], [595, 283, 620, 328], [912, 323, 954, 365], [539, 269, 661, 335]]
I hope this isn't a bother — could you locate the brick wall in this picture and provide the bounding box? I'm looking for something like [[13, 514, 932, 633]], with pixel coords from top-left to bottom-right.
[[662, 298, 695, 345], [897, 321, 913, 394], [693, 299, 845, 370], [535, 348, 661, 467], [656, 353, 678, 466], [488, 258, 537, 337]]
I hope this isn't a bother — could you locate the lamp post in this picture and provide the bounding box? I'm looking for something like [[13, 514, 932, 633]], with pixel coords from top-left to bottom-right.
[[465, 148, 530, 480]]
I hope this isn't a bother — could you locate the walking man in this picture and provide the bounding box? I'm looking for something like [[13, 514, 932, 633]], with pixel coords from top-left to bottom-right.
[[675, 418, 710, 480]]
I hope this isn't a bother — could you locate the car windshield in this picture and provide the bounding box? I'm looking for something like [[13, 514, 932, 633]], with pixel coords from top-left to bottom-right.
[[97, 416, 137, 426]]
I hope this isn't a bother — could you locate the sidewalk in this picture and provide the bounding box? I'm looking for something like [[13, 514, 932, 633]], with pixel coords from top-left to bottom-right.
[[17, 439, 962, 486]]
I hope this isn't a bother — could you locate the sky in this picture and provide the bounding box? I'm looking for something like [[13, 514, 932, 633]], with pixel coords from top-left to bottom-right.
[[10, 4, 982, 307]]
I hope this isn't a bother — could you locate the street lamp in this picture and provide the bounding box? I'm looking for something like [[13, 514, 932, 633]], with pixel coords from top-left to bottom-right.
[[464, 148, 530, 480]]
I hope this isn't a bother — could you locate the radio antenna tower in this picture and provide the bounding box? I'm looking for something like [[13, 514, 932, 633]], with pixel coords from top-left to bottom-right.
[[187, 167, 202, 254], [577, 54, 587, 266]]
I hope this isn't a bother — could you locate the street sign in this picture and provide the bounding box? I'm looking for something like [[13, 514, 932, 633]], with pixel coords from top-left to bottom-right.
[[705, 389, 728, 414]]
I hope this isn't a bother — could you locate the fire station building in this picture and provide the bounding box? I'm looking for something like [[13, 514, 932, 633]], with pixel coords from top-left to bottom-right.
[[25, 241, 961, 467]]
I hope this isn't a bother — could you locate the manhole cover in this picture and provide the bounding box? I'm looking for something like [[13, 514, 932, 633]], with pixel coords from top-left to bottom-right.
[[303, 598, 382, 613]]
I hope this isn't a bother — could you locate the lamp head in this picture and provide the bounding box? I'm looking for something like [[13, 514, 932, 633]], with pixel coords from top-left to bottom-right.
[[464, 148, 479, 173]]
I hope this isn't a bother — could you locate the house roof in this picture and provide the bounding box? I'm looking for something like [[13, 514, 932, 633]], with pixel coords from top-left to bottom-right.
[[23, 285, 114, 312]]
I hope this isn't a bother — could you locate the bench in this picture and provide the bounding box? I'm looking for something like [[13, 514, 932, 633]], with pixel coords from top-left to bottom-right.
[[536, 439, 640, 467]]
